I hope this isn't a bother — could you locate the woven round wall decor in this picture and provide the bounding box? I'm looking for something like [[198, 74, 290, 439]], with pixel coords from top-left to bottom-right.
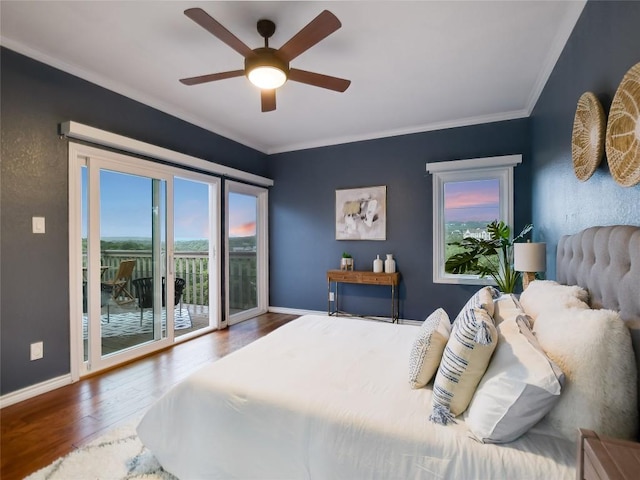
[[605, 62, 640, 187], [571, 91, 605, 181]]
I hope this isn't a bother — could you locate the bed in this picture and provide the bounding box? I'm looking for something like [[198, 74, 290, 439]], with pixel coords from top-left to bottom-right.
[[137, 225, 640, 479]]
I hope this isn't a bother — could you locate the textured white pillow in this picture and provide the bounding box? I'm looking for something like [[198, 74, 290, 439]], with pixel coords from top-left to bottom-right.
[[533, 307, 638, 441], [519, 280, 589, 320], [464, 315, 564, 443], [430, 307, 497, 425], [408, 308, 451, 388], [492, 293, 524, 325]]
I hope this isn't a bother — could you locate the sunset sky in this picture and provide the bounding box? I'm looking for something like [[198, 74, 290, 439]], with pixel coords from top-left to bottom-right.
[[83, 170, 256, 239], [444, 179, 499, 222], [227, 192, 257, 238]]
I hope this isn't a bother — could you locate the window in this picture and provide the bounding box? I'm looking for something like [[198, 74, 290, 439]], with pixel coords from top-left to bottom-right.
[[426, 155, 521, 285]]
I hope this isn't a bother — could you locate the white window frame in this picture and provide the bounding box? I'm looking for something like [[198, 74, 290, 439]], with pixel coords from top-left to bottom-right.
[[426, 154, 521, 285]]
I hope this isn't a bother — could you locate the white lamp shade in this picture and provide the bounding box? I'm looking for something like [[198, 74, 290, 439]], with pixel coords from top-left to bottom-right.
[[514, 242, 546, 272]]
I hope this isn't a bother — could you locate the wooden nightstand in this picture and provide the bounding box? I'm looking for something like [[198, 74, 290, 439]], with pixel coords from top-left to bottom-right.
[[577, 428, 640, 479]]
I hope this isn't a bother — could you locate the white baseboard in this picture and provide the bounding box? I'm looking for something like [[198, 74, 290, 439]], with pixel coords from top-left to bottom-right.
[[268, 306, 326, 316], [400, 319, 422, 326], [0, 374, 72, 409], [268, 306, 420, 325]]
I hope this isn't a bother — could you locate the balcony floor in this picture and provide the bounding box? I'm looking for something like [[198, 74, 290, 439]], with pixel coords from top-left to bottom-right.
[[85, 303, 212, 355]]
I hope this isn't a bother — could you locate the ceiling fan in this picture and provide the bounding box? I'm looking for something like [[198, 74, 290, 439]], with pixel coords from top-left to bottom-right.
[[179, 8, 351, 112]]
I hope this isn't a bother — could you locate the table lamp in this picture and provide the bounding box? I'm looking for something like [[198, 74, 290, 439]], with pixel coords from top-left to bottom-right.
[[514, 241, 546, 290]]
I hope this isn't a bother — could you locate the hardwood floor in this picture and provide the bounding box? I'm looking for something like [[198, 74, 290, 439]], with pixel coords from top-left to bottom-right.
[[0, 312, 298, 480]]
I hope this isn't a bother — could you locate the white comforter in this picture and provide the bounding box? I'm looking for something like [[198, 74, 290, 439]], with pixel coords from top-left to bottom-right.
[[137, 314, 575, 479]]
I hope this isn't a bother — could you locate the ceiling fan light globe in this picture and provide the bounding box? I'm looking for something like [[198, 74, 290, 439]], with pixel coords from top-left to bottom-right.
[[248, 66, 287, 89]]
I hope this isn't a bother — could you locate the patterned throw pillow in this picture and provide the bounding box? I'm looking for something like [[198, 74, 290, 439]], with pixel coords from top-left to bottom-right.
[[452, 286, 500, 324], [408, 308, 451, 389], [430, 306, 498, 425]]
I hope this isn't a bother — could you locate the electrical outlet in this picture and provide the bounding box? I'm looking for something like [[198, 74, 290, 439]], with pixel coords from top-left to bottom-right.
[[329, 292, 335, 302], [30, 342, 43, 361]]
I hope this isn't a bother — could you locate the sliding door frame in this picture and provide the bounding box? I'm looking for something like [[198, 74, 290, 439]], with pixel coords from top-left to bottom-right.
[[172, 170, 222, 340], [225, 180, 269, 326], [69, 143, 221, 381]]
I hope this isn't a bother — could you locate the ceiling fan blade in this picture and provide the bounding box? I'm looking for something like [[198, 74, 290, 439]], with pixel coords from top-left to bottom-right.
[[278, 10, 341, 62], [289, 69, 351, 92], [179, 70, 245, 86], [184, 8, 256, 59], [261, 89, 276, 112]]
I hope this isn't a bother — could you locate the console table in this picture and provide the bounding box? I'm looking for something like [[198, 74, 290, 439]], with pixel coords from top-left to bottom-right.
[[327, 270, 400, 323]]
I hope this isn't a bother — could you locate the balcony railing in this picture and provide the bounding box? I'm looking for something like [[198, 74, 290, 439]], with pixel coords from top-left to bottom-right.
[[94, 250, 255, 310]]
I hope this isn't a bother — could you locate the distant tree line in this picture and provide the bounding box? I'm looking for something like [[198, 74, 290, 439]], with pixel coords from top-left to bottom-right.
[[85, 237, 255, 252]]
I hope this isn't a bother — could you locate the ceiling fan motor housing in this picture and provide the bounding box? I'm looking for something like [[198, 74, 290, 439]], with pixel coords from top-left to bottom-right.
[[245, 48, 290, 79]]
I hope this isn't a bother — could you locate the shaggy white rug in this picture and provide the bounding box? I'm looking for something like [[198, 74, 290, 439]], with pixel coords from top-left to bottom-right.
[[26, 421, 177, 480]]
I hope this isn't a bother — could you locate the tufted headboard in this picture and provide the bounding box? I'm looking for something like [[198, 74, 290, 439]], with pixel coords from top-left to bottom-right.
[[556, 225, 640, 434], [557, 225, 640, 324]]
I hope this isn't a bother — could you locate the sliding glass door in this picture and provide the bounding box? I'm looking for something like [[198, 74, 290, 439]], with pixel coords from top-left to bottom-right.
[[173, 176, 219, 337], [70, 144, 220, 377], [226, 181, 268, 325], [79, 158, 171, 373], [97, 169, 168, 357]]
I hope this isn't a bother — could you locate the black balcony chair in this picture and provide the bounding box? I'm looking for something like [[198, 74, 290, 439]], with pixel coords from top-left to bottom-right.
[[131, 277, 188, 326]]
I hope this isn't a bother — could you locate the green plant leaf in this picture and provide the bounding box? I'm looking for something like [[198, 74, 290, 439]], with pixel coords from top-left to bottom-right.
[[445, 220, 534, 293]]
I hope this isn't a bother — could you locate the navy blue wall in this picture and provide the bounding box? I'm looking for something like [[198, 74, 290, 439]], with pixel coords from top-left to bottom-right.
[[268, 120, 531, 321], [0, 48, 267, 395], [530, 0, 640, 278], [3, 0, 639, 399]]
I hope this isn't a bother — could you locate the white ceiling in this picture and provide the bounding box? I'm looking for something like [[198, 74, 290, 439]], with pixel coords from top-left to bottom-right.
[[0, 1, 586, 154]]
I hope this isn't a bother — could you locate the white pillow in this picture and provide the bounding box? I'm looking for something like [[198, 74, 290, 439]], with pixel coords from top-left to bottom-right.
[[408, 308, 451, 388], [533, 307, 638, 441], [464, 315, 564, 443], [519, 280, 589, 320], [430, 307, 497, 425], [493, 293, 524, 325], [453, 286, 499, 324]]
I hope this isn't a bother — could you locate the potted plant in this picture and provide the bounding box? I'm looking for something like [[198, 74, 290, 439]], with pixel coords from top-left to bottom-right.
[[445, 220, 532, 293], [341, 252, 354, 271]]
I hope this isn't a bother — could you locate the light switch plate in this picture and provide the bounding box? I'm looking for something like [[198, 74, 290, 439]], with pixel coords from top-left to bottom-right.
[[32, 216, 45, 234]]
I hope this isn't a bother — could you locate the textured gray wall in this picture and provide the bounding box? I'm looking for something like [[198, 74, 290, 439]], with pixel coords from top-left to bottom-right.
[[530, 0, 640, 278], [0, 48, 267, 395]]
